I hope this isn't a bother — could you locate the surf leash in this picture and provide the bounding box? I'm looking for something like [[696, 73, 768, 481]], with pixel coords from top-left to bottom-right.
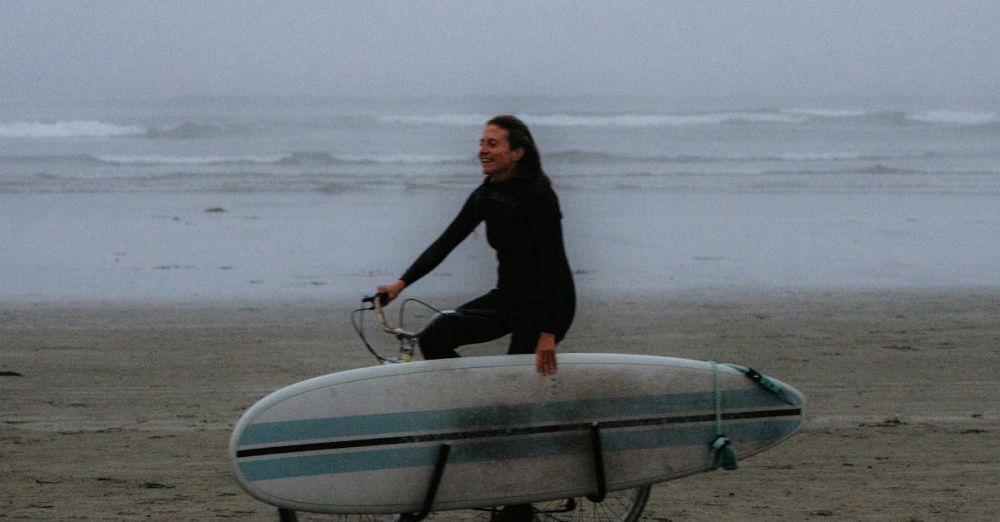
[[707, 361, 739, 471]]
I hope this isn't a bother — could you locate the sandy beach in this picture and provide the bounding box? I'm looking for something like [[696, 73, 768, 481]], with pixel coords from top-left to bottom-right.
[[3, 289, 997, 521], [4, 4, 1000, 519]]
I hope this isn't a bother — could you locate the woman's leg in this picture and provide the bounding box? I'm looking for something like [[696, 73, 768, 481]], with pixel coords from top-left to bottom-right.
[[506, 297, 574, 355], [419, 290, 510, 359]]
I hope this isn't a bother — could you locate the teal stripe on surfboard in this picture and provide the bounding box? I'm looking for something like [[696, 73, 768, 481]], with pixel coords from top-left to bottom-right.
[[238, 420, 800, 482], [238, 389, 793, 447]]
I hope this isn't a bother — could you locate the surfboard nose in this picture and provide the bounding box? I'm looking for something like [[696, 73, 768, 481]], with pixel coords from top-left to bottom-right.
[[767, 376, 806, 411], [719, 363, 805, 411]]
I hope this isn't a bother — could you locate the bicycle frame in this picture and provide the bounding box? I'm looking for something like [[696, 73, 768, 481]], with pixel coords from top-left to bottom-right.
[[345, 294, 652, 522]]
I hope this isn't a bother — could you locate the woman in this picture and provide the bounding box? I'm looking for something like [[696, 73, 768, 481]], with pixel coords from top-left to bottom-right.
[[377, 115, 575, 376]]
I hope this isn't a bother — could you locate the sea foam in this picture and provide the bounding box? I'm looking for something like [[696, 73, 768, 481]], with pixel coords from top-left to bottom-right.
[[95, 154, 289, 166], [781, 108, 871, 118], [906, 110, 999, 126], [0, 120, 146, 138], [93, 152, 470, 167], [381, 111, 809, 128]]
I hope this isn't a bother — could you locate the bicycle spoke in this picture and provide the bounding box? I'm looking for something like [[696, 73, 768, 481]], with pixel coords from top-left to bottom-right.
[[297, 514, 398, 522], [290, 486, 649, 522], [532, 486, 651, 522]]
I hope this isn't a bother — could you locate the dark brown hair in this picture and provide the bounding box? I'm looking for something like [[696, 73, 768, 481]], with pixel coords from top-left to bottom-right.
[[488, 115, 548, 183]]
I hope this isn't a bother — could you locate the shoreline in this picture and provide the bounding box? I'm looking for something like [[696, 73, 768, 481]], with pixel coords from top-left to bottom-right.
[[3, 288, 998, 520], [5, 188, 1000, 304]]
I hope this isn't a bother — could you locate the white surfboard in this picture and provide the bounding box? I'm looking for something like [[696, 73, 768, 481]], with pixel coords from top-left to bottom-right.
[[230, 353, 804, 514]]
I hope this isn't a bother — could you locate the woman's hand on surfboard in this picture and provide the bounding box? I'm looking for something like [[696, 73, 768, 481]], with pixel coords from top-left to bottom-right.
[[375, 279, 406, 305], [536, 332, 558, 375]]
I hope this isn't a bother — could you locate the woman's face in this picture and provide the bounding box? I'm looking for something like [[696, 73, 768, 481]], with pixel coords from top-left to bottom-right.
[[479, 124, 524, 181]]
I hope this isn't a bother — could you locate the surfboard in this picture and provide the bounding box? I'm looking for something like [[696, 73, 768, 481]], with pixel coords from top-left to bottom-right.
[[229, 353, 804, 514]]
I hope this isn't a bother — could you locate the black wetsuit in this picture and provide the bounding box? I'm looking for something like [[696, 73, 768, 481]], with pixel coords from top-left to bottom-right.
[[400, 175, 575, 359]]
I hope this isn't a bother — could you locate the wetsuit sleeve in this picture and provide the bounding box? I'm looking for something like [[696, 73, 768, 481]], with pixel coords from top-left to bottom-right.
[[399, 191, 482, 287], [524, 186, 573, 335]]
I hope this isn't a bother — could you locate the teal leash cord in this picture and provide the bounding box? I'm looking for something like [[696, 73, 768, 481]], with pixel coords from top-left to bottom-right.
[[708, 361, 738, 471]]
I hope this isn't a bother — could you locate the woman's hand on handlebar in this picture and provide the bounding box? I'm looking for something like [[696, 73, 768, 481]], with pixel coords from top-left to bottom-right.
[[375, 279, 406, 305]]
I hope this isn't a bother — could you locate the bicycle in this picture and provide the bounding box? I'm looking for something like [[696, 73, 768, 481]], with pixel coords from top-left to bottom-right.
[[281, 294, 650, 522]]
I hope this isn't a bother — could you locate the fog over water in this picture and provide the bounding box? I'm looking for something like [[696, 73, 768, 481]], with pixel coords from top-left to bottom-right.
[[3, 1, 999, 101]]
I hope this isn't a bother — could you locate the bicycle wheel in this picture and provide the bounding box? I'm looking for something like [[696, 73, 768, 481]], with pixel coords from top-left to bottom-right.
[[290, 486, 651, 522], [293, 513, 396, 521], [531, 486, 651, 522]]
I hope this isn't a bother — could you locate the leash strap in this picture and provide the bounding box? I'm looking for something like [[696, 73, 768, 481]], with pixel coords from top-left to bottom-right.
[[707, 361, 739, 471]]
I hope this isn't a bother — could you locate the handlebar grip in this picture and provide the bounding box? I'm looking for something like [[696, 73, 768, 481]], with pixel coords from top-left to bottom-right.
[[363, 292, 390, 306]]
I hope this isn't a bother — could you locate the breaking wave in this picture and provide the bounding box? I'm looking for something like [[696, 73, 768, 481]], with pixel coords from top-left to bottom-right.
[[90, 151, 469, 167], [145, 122, 227, 139], [780, 108, 872, 118], [94, 154, 289, 166], [543, 149, 931, 165], [382, 111, 810, 127], [905, 110, 1000, 126], [379, 108, 1000, 129], [5, 108, 995, 142], [0, 120, 146, 138]]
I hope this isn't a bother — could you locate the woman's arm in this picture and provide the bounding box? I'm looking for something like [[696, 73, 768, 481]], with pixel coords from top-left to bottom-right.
[[377, 190, 482, 303], [524, 184, 572, 375]]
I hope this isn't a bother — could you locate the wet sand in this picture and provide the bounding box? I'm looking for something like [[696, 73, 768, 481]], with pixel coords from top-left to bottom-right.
[[2, 289, 998, 520]]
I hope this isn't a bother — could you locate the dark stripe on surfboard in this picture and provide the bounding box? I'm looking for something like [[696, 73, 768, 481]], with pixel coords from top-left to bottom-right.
[[238, 388, 799, 446], [237, 407, 800, 459]]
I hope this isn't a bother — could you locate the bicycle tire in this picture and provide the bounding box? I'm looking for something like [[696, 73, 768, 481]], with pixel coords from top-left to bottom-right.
[[292, 485, 651, 521], [532, 485, 652, 522]]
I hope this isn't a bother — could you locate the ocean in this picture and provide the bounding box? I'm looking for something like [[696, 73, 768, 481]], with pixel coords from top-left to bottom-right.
[[2, 95, 999, 302]]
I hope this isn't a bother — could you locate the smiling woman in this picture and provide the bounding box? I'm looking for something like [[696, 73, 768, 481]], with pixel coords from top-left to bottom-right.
[[373, 115, 578, 520], [376, 115, 575, 377]]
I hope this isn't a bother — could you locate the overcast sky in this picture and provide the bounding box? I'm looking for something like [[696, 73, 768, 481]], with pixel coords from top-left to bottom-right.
[[3, 0, 999, 101]]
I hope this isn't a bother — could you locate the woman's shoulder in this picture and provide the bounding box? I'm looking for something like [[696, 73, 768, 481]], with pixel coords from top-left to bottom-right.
[[518, 176, 561, 217], [520, 175, 557, 198], [478, 175, 558, 206]]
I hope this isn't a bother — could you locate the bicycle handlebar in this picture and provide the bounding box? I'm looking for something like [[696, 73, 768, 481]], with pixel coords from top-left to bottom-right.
[[363, 293, 418, 339], [354, 294, 443, 364]]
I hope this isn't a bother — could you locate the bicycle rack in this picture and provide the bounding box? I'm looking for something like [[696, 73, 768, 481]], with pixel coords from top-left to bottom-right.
[[275, 425, 613, 521], [404, 444, 453, 521], [587, 422, 609, 502]]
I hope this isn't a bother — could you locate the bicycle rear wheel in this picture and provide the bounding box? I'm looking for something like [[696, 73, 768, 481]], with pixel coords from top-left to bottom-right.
[[295, 486, 651, 521]]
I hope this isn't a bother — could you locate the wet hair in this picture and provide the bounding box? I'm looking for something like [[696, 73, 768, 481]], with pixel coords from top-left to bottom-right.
[[487, 115, 549, 183]]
